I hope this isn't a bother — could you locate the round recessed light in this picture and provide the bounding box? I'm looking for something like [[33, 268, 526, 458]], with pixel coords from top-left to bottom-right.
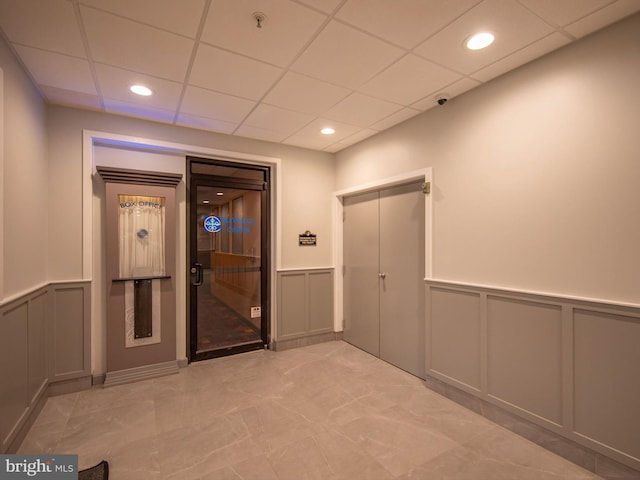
[[321, 127, 335, 135], [216, 192, 224, 196], [202, 200, 210, 204], [466, 32, 494, 50], [130, 84, 153, 96]]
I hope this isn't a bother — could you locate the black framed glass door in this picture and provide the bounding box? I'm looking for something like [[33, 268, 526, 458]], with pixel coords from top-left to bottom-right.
[[188, 157, 270, 361]]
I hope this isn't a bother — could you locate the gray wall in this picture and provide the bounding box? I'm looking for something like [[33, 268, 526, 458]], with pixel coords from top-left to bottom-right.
[[336, 13, 640, 305]]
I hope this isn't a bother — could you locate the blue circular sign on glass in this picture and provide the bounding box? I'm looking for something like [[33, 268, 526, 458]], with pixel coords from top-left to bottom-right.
[[204, 215, 221, 233]]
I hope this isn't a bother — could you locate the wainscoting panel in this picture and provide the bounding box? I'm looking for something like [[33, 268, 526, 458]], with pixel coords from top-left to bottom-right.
[[28, 291, 48, 406], [426, 280, 640, 472], [574, 309, 640, 462], [487, 296, 563, 425], [0, 300, 29, 452], [0, 286, 50, 453], [0, 281, 91, 453], [276, 269, 334, 347], [428, 287, 481, 390], [307, 270, 334, 334], [50, 282, 91, 381], [278, 272, 306, 337]]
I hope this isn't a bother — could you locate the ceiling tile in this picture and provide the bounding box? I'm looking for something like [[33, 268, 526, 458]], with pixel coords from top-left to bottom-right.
[[103, 99, 176, 123], [94, 64, 183, 111], [176, 113, 238, 134], [296, 0, 343, 14], [201, 0, 327, 67], [370, 107, 421, 130], [0, 0, 85, 57], [180, 86, 256, 123], [234, 125, 289, 143], [81, 6, 194, 82], [414, 0, 555, 75], [40, 85, 102, 109], [14, 45, 96, 94], [291, 20, 404, 89], [517, 0, 614, 27], [411, 77, 481, 110], [359, 54, 462, 105], [323, 142, 349, 153], [336, 0, 482, 48], [79, 0, 205, 37], [263, 72, 351, 115], [471, 32, 571, 82], [190, 44, 283, 100], [243, 103, 314, 134], [282, 135, 336, 150], [290, 117, 362, 144], [325, 93, 402, 128], [564, 0, 640, 38], [339, 128, 380, 145]]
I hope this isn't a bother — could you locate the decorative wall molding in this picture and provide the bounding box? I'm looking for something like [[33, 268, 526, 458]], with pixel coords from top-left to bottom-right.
[[425, 279, 640, 472], [0, 281, 91, 454], [276, 268, 334, 343], [96, 166, 182, 187]]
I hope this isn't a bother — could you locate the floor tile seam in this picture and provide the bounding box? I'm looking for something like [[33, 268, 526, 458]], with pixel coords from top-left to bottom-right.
[[403, 440, 484, 476], [66, 399, 157, 428]]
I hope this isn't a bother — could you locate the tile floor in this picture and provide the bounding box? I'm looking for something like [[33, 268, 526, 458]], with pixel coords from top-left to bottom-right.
[[19, 341, 602, 479]]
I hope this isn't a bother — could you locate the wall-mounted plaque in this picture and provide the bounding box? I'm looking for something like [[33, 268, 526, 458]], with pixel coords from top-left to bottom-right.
[[299, 230, 317, 246]]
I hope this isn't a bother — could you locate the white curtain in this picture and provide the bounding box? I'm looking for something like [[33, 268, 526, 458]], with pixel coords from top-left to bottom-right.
[[118, 195, 166, 278]]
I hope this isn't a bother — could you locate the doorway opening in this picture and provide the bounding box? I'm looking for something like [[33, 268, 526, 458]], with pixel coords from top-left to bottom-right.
[[187, 157, 270, 362]]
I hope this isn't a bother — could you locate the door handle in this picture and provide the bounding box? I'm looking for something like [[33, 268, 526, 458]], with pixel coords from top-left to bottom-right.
[[191, 263, 203, 286], [378, 272, 386, 279]]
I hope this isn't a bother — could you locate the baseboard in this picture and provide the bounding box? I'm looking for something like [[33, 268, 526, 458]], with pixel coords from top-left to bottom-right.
[[272, 331, 343, 351], [103, 361, 179, 387], [48, 376, 92, 396], [424, 374, 640, 480], [177, 357, 189, 368], [3, 386, 48, 454]]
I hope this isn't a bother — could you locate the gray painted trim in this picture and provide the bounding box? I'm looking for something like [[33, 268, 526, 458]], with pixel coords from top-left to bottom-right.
[[0, 281, 91, 454], [425, 279, 640, 473], [272, 332, 342, 352], [49, 282, 91, 382], [277, 268, 334, 341], [103, 360, 179, 387]]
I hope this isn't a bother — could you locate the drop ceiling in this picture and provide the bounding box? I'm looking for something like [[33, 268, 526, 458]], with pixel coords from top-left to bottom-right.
[[1, 0, 638, 152]]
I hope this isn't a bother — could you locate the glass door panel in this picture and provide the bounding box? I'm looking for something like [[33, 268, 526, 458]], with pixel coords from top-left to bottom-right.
[[189, 166, 268, 361]]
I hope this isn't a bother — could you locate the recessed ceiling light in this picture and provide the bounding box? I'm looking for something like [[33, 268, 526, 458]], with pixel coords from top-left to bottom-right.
[[202, 200, 210, 204], [216, 192, 224, 196], [321, 127, 335, 135], [466, 32, 494, 50], [130, 84, 153, 96]]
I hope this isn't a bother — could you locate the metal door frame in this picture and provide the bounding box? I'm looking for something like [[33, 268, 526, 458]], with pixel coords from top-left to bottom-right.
[[187, 156, 271, 362]]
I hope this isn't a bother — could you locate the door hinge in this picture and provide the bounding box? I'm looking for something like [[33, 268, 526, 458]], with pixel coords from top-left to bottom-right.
[[422, 182, 431, 194]]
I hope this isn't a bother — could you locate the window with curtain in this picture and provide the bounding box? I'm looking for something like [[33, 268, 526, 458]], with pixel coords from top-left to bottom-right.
[[118, 194, 166, 278]]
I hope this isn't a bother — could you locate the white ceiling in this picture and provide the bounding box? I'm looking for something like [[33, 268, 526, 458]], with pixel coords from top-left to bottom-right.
[[1, 0, 638, 153]]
